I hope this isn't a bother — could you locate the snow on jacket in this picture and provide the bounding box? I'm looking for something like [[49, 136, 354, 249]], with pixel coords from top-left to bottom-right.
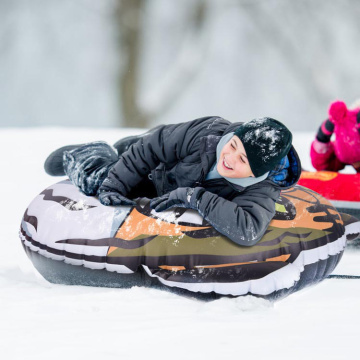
[[99, 116, 301, 246]]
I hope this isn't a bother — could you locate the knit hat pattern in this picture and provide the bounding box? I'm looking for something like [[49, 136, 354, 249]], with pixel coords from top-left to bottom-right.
[[234, 117, 292, 177]]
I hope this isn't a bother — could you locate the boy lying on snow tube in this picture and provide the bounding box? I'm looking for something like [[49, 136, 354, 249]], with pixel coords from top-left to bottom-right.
[[21, 117, 357, 299], [22, 116, 352, 300], [44, 116, 301, 247]]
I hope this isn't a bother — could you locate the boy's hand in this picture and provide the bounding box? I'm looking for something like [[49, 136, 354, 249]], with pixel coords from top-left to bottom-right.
[[149, 187, 205, 212], [98, 190, 136, 206]]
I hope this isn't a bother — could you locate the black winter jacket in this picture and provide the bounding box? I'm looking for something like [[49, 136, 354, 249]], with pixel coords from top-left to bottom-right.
[[99, 116, 301, 246]]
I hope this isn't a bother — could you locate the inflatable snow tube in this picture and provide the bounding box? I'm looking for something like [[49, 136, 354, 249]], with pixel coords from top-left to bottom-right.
[[299, 171, 360, 221], [19, 180, 360, 301]]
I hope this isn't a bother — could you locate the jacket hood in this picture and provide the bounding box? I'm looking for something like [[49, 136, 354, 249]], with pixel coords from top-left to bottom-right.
[[270, 145, 301, 189]]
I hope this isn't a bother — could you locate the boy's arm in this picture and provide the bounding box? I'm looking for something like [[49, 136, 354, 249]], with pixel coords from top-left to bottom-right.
[[195, 185, 279, 246], [99, 116, 224, 196], [150, 184, 279, 246]]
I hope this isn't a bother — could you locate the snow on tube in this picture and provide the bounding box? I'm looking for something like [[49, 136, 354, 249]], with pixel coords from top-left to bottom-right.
[[19, 180, 360, 301], [298, 171, 360, 220]]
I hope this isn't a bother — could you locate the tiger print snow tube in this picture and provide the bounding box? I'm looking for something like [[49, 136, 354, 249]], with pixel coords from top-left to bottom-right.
[[19, 180, 360, 300]]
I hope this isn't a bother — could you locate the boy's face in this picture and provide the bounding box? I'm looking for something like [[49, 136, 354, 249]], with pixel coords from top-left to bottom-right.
[[217, 136, 255, 178]]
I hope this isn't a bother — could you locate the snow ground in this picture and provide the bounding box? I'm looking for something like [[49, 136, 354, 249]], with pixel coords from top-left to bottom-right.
[[1, 128, 359, 360]]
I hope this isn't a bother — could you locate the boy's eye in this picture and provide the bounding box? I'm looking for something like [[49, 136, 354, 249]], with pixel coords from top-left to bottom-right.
[[240, 157, 245, 163], [231, 143, 236, 149]]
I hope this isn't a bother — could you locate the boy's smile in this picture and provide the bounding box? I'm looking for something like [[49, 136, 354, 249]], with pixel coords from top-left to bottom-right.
[[217, 136, 255, 178]]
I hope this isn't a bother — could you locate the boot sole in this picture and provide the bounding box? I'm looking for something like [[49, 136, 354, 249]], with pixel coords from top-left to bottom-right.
[[44, 144, 82, 176]]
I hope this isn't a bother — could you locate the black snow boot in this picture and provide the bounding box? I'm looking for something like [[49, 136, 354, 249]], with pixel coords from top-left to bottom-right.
[[63, 142, 119, 196], [44, 144, 82, 176], [113, 125, 163, 155]]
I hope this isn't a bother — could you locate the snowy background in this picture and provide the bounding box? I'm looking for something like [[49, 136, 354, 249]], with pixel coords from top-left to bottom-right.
[[1, 128, 359, 360], [1, 0, 360, 130]]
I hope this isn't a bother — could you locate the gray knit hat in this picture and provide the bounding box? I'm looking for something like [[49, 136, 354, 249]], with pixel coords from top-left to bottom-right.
[[234, 117, 292, 177]]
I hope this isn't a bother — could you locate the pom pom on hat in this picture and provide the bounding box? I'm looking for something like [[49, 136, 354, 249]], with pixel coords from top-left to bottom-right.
[[329, 101, 348, 123]]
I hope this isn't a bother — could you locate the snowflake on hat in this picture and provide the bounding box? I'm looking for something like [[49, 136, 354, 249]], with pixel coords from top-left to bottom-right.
[[310, 99, 360, 172]]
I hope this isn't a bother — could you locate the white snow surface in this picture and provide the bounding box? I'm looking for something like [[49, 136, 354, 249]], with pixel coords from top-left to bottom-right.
[[1, 128, 359, 360]]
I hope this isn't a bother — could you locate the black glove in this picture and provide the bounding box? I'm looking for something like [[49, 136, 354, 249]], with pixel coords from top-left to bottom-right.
[[98, 190, 136, 206], [149, 187, 205, 212]]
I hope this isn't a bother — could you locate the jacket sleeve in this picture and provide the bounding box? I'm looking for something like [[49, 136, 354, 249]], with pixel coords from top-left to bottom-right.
[[195, 184, 280, 246], [99, 116, 225, 195], [310, 139, 346, 172], [310, 118, 345, 171]]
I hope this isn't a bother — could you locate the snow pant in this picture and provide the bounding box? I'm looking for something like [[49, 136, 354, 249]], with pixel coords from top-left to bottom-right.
[[64, 135, 158, 199]]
